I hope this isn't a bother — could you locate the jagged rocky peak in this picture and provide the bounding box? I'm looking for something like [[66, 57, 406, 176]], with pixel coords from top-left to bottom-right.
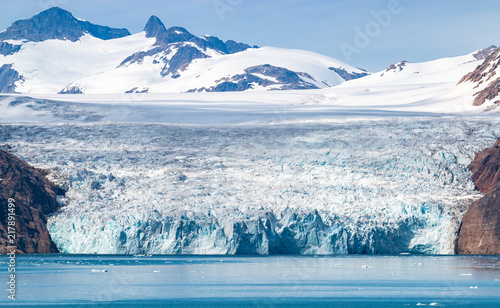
[[472, 45, 498, 60], [143, 15, 194, 45], [157, 26, 195, 45], [141, 15, 254, 54], [143, 15, 166, 38], [460, 47, 500, 84], [0, 6, 130, 42], [458, 47, 500, 106], [225, 40, 256, 54]]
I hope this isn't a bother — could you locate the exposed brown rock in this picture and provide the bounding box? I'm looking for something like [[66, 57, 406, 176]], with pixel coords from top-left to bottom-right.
[[459, 48, 500, 85], [458, 47, 500, 106], [456, 185, 500, 255], [471, 77, 500, 106], [468, 137, 500, 194], [385, 61, 407, 72], [472, 45, 498, 61], [0, 149, 63, 254], [456, 137, 500, 255]]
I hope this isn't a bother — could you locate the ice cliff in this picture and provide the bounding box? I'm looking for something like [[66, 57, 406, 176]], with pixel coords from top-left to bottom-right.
[[2, 118, 499, 254]]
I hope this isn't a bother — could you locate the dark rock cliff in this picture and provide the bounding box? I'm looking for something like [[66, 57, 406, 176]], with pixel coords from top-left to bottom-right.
[[456, 137, 500, 255], [0, 149, 63, 254]]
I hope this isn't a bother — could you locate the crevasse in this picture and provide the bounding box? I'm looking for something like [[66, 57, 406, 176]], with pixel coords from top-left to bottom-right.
[[3, 118, 499, 254]]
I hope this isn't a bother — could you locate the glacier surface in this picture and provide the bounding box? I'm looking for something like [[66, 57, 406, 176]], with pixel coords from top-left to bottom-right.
[[2, 118, 500, 254]]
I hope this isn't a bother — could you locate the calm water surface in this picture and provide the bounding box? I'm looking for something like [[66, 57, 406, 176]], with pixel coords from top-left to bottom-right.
[[1, 254, 499, 307]]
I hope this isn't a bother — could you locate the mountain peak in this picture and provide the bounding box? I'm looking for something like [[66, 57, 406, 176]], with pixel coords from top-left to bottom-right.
[[39, 6, 73, 17], [458, 47, 500, 107], [0, 7, 130, 42], [473, 45, 498, 60], [144, 15, 166, 38]]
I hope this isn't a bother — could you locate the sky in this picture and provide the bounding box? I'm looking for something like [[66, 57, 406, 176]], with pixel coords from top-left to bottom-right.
[[0, 0, 499, 72]]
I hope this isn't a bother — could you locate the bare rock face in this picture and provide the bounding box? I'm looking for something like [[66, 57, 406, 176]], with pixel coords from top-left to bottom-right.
[[0, 149, 63, 254], [456, 186, 500, 255], [458, 47, 500, 106], [472, 45, 497, 61], [468, 137, 500, 194], [456, 137, 500, 255]]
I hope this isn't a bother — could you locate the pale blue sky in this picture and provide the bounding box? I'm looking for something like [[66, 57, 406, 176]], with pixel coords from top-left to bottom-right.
[[0, 0, 498, 71]]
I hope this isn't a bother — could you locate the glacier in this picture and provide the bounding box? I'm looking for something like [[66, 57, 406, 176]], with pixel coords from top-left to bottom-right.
[[2, 117, 500, 255]]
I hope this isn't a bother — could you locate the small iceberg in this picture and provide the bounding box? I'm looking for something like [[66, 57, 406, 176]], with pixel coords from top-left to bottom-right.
[[91, 269, 108, 273]]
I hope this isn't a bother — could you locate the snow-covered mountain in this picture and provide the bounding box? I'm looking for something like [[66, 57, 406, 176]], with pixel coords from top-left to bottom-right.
[[339, 45, 496, 87], [0, 7, 367, 94], [456, 46, 500, 111], [319, 45, 500, 114]]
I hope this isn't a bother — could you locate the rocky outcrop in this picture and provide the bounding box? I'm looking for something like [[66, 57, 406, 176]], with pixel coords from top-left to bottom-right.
[[472, 45, 498, 60], [328, 67, 369, 81], [0, 149, 64, 254], [119, 15, 258, 81], [0, 7, 130, 42], [468, 137, 500, 194], [456, 137, 500, 255], [188, 64, 319, 92], [0, 64, 23, 93], [458, 47, 500, 106], [456, 186, 500, 255], [0, 42, 21, 56], [58, 84, 84, 94], [225, 40, 256, 54]]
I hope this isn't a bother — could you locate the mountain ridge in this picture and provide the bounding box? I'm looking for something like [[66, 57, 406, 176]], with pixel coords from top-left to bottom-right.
[[0, 7, 130, 42], [0, 8, 364, 94]]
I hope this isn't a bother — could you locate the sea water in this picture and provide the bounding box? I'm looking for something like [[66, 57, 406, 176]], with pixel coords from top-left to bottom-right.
[[0, 255, 499, 307]]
